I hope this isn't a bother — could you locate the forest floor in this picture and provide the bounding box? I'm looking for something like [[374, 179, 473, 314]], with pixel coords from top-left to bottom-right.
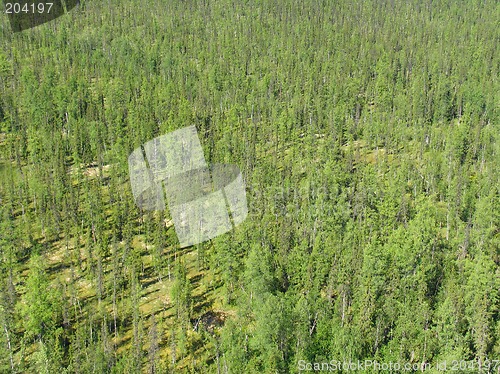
[[11, 160, 234, 370]]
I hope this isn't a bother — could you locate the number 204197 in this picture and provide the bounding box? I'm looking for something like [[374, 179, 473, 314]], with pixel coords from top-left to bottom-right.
[[4, 3, 53, 14]]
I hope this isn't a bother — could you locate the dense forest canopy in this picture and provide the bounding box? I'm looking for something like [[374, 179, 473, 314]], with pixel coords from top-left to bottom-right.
[[0, 0, 499, 372]]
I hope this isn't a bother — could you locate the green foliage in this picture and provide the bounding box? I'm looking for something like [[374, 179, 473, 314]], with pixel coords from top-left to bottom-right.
[[19, 254, 63, 341], [0, 0, 498, 371]]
